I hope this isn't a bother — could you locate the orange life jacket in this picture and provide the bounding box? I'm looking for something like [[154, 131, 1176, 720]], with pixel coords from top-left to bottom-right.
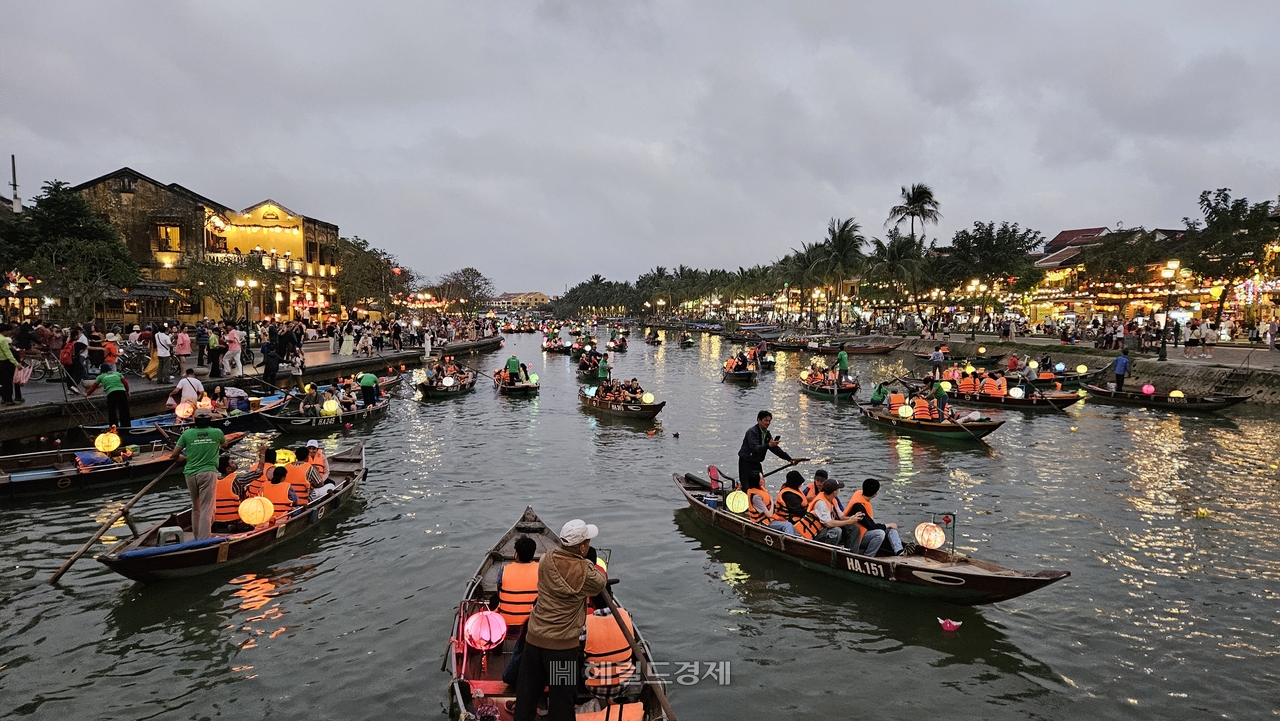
[[995, 377, 1007, 396], [958, 376, 977, 393], [496, 561, 539, 627], [844, 490, 874, 543], [771, 487, 807, 524], [939, 345, 949, 354], [981, 377, 1000, 395], [212, 472, 242, 523], [1038, 372, 1055, 380], [584, 608, 635, 693], [308, 449, 328, 477], [247, 463, 275, 497], [792, 493, 828, 540], [284, 461, 313, 506], [576, 702, 645, 721], [746, 488, 772, 525], [912, 397, 937, 420], [888, 393, 906, 412], [260, 480, 294, 519]]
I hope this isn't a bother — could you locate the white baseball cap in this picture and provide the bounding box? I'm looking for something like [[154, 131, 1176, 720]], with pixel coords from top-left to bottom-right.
[[306, 440, 319, 448], [559, 519, 599, 546]]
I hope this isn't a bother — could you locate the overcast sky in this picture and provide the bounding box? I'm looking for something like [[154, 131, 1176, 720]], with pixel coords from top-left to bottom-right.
[[3, 1, 1278, 293]]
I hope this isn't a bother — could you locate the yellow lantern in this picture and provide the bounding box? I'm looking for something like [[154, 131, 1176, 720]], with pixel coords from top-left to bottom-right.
[[898, 404, 914, 419], [725, 490, 749, 514], [977, 346, 987, 354], [1076, 364, 1088, 374], [1209, 286, 1224, 300], [1008, 386, 1025, 399], [641, 392, 655, 404], [95, 428, 121, 453], [174, 401, 194, 419], [964, 365, 976, 374], [275, 448, 297, 464], [940, 381, 952, 392], [238, 496, 275, 525], [1027, 360, 1039, 370], [914, 522, 947, 549], [800, 370, 810, 380], [1169, 390, 1185, 398], [321, 399, 340, 416]]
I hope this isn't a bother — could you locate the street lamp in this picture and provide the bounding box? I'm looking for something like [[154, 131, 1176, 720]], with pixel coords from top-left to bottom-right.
[[1158, 259, 1180, 361]]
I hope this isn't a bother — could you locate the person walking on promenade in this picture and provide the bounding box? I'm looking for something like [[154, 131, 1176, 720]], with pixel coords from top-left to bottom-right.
[[0, 323, 21, 406], [173, 324, 191, 376], [155, 323, 175, 383], [223, 324, 243, 377], [1269, 319, 1278, 352], [171, 408, 227, 540], [195, 321, 209, 367]]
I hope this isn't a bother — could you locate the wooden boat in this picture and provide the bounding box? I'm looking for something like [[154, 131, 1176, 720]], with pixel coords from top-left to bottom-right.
[[82, 393, 291, 445], [578, 368, 605, 384], [606, 339, 628, 352], [721, 368, 757, 383], [799, 378, 860, 400], [541, 342, 571, 354], [679, 338, 695, 347], [914, 352, 1005, 367], [644, 336, 662, 346], [578, 388, 666, 419], [497, 380, 540, 396], [446, 507, 667, 721], [758, 353, 776, 370], [843, 341, 904, 355], [431, 335, 505, 357], [0, 433, 245, 499], [898, 378, 1081, 410], [672, 473, 1069, 605], [1010, 365, 1109, 389], [418, 372, 478, 399], [261, 398, 390, 432], [1083, 384, 1250, 413], [859, 405, 1004, 441], [98, 442, 366, 583]]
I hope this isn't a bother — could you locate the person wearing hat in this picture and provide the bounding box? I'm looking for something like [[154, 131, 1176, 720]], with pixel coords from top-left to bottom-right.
[[803, 469, 845, 513], [809, 479, 863, 545], [102, 333, 120, 371], [171, 408, 228, 540], [305, 439, 329, 481], [513, 519, 607, 721]]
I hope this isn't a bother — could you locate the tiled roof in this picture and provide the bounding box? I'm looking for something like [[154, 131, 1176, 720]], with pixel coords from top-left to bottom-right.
[[1044, 227, 1109, 253], [1034, 246, 1085, 269]]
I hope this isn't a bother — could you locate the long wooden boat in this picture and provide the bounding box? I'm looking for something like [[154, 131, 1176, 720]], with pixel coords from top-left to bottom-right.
[[261, 398, 390, 432], [679, 338, 695, 347], [98, 442, 366, 583], [914, 352, 1005, 367], [758, 353, 776, 370], [497, 380, 540, 396], [1083, 384, 1250, 412], [859, 405, 1004, 441], [431, 335, 505, 357], [721, 368, 757, 383], [898, 378, 1081, 410], [418, 372, 478, 399], [541, 342, 571, 354], [844, 341, 904, 355], [82, 393, 291, 445], [1010, 365, 1109, 389], [644, 337, 662, 346], [799, 378, 860, 399], [672, 473, 1068, 605], [579, 388, 666, 419], [446, 507, 667, 721], [0, 433, 246, 499]]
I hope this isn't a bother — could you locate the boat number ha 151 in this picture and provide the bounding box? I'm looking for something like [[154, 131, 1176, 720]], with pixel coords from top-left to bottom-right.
[[845, 557, 887, 578]]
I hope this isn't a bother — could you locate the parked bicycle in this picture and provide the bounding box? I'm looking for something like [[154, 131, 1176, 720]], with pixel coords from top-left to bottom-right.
[[21, 349, 61, 382]]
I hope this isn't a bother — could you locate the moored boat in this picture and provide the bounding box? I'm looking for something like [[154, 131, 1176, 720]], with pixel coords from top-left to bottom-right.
[[82, 393, 291, 445], [1009, 365, 1109, 389], [898, 378, 1081, 410], [1083, 384, 1249, 413], [97, 442, 366, 583], [672, 473, 1069, 605], [578, 387, 666, 419], [446, 507, 668, 721], [859, 405, 1004, 441], [431, 335, 505, 357], [758, 353, 776, 370], [915, 352, 1006, 367], [0, 432, 245, 499], [261, 398, 390, 432]]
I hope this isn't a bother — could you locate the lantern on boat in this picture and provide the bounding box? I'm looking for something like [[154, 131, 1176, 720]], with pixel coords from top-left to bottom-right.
[[174, 401, 194, 419], [94, 427, 121, 453], [898, 405, 914, 418], [463, 610, 508, 651], [275, 448, 297, 465], [441, 376, 456, 388], [321, 399, 340, 415], [1027, 360, 1038, 370], [914, 522, 947, 550], [964, 365, 975, 374], [800, 370, 810, 380], [583, 345, 592, 353], [939, 381, 952, 392], [238, 496, 274, 526], [1076, 364, 1088, 374], [1008, 386, 1025, 399], [529, 374, 538, 384], [1055, 363, 1065, 372], [1169, 390, 1185, 398], [725, 490, 749, 514], [977, 346, 987, 354], [641, 392, 655, 404], [1142, 384, 1156, 394]]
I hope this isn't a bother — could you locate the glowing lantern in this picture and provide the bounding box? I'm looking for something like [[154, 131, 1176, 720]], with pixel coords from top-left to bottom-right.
[[800, 370, 810, 380], [1076, 364, 1088, 374], [583, 345, 592, 353], [1055, 363, 1065, 372], [1008, 386, 1025, 399], [441, 376, 456, 387], [725, 490, 749, 513], [641, 392, 655, 404], [529, 374, 539, 384], [1169, 390, 1185, 398], [964, 365, 976, 374], [1142, 384, 1156, 394], [275, 448, 297, 464], [1027, 360, 1039, 370], [463, 610, 507, 651], [977, 346, 987, 354], [898, 405, 914, 419], [94, 428, 121, 453], [238, 496, 274, 525], [940, 381, 952, 392], [914, 522, 947, 549], [1209, 286, 1224, 300], [174, 401, 194, 419], [321, 399, 340, 415]]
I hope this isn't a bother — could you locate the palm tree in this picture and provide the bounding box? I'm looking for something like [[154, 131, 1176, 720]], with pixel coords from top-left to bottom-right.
[[815, 217, 866, 326], [864, 230, 927, 320], [886, 183, 942, 240]]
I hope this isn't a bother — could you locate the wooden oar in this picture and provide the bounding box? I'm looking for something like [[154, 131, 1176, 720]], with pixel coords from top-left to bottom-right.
[[603, 583, 679, 721], [48, 459, 181, 585], [762, 458, 810, 478]]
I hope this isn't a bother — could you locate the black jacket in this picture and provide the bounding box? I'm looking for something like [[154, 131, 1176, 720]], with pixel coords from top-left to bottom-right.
[[737, 424, 791, 465]]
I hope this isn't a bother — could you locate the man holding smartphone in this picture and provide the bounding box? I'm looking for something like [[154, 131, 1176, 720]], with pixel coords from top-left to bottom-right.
[[737, 410, 797, 489]]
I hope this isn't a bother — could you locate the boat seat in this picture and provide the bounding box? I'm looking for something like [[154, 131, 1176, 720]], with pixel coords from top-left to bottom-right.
[[467, 679, 511, 697]]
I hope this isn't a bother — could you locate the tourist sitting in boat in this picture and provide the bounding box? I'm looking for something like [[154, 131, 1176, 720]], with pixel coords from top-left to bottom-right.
[[912, 393, 940, 420], [736, 350, 750, 369], [1006, 355, 1020, 373], [212, 454, 252, 533], [281, 444, 323, 504], [305, 439, 329, 481], [299, 384, 322, 416], [769, 471, 812, 536], [319, 390, 341, 416], [842, 478, 905, 556], [257, 465, 302, 519], [809, 478, 864, 546], [981, 371, 1007, 396], [242, 444, 276, 497], [583, 603, 637, 698], [958, 372, 978, 394], [869, 383, 888, 406], [887, 390, 907, 414], [803, 469, 844, 512], [494, 535, 539, 628], [337, 382, 359, 412]]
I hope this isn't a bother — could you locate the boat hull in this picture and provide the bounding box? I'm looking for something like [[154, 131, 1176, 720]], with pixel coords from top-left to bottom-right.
[[1083, 384, 1249, 412], [722, 370, 757, 383], [261, 399, 389, 432], [578, 390, 665, 419], [418, 377, 477, 399], [800, 382, 859, 399], [859, 407, 1003, 440]]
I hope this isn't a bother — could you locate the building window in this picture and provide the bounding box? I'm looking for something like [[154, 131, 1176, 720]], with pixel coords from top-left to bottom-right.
[[157, 225, 181, 252], [306, 241, 319, 264]]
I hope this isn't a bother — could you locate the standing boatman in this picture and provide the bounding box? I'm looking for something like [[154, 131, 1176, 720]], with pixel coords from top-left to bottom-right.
[[738, 410, 797, 489], [836, 344, 850, 383]]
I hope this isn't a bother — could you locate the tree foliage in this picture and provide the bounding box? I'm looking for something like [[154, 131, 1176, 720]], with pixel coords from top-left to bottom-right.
[[333, 236, 416, 311], [182, 256, 278, 322], [428, 267, 496, 312], [886, 183, 941, 240], [1181, 189, 1279, 320], [1074, 229, 1160, 288], [941, 221, 1045, 292]]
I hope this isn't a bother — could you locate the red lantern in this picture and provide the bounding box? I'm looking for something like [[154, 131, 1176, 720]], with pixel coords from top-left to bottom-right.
[[463, 610, 507, 651]]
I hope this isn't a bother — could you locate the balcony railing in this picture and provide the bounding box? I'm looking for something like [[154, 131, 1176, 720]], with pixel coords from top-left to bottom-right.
[[201, 252, 337, 277]]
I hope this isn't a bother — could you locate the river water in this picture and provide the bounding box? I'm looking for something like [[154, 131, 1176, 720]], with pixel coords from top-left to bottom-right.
[[1, 330, 1278, 720]]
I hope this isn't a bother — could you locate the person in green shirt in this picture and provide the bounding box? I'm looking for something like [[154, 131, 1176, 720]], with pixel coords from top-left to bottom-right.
[[836, 345, 850, 383], [597, 353, 611, 382], [84, 363, 132, 426], [0, 323, 20, 405], [357, 371, 380, 407], [172, 408, 227, 539], [504, 355, 522, 386]]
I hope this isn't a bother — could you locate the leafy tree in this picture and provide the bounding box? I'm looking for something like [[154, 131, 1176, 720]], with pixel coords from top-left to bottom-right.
[[334, 236, 416, 311], [1182, 189, 1279, 321], [886, 183, 941, 240], [813, 217, 866, 323], [181, 256, 278, 322], [863, 229, 927, 311], [941, 221, 1045, 292], [1073, 229, 1159, 289]]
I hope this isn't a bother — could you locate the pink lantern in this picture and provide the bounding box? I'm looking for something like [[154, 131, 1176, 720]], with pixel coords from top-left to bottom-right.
[[1141, 384, 1155, 394], [463, 610, 507, 651]]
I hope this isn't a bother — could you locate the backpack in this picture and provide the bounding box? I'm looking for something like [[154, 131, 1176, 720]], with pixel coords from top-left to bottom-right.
[[59, 342, 75, 366]]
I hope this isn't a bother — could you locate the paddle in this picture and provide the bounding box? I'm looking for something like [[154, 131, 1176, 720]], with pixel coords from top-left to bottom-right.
[[762, 458, 810, 478], [602, 580, 679, 721], [48, 459, 181, 585]]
